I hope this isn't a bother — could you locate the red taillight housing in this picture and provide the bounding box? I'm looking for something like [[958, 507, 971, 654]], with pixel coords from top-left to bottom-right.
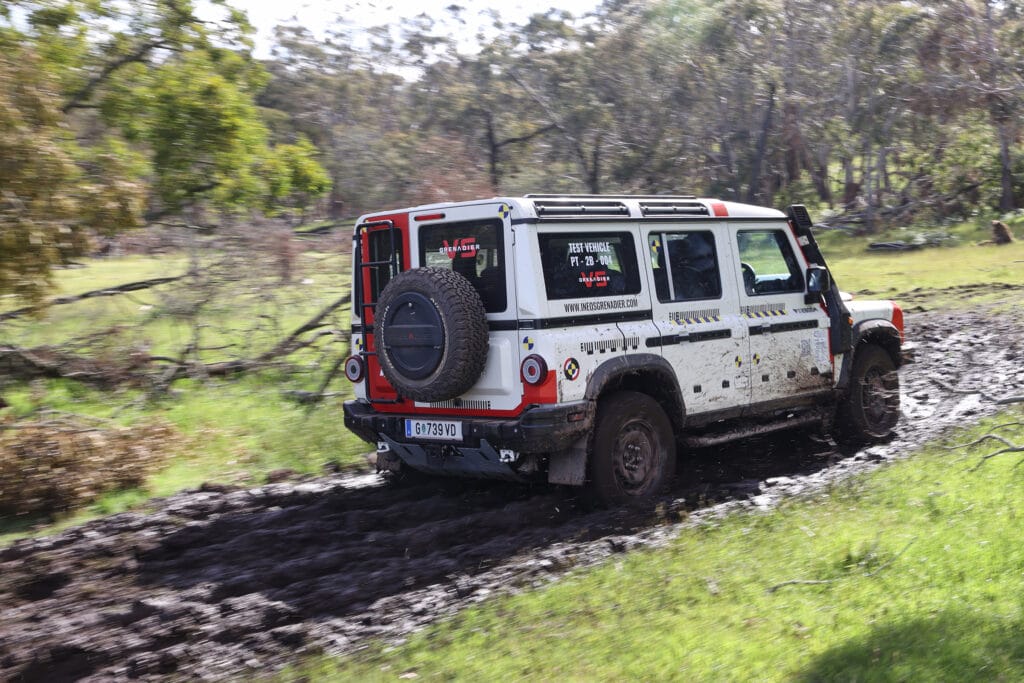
[[890, 301, 904, 343], [521, 354, 547, 385], [344, 355, 365, 383]]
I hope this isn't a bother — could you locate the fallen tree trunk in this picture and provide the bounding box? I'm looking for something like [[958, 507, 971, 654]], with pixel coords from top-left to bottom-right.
[[0, 275, 187, 322], [0, 294, 353, 388]]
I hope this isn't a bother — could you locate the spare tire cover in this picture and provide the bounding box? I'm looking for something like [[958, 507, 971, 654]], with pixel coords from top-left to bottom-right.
[[375, 267, 489, 402]]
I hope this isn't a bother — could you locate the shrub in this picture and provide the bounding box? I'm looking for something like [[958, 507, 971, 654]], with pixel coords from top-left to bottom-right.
[[0, 417, 176, 516]]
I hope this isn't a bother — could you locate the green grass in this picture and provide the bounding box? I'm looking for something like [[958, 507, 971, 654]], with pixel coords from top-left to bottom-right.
[[0, 251, 351, 356], [819, 228, 1024, 308], [284, 413, 1024, 681]]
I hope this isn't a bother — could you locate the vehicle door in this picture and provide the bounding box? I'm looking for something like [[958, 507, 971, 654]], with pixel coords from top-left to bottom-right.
[[532, 225, 652, 404], [643, 225, 749, 417], [407, 202, 520, 411], [731, 224, 832, 406]]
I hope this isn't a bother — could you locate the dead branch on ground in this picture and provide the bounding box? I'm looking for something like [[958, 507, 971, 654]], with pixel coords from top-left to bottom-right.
[[0, 275, 188, 321], [767, 538, 916, 594]]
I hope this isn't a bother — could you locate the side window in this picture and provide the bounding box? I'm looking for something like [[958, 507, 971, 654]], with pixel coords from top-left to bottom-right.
[[419, 219, 507, 312], [538, 232, 641, 300], [736, 229, 804, 295], [649, 231, 722, 302]]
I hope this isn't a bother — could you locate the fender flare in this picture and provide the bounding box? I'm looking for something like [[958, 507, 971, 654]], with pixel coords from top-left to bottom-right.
[[837, 320, 902, 391], [584, 353, 686, 425]]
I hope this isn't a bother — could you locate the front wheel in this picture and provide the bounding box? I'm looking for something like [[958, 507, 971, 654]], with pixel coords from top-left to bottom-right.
[[836, 344, 900, 443], [589, 391, 676, 505]]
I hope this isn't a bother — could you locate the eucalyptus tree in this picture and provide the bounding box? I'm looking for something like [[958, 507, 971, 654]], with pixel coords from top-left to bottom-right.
[[0, 0, 330, 303]]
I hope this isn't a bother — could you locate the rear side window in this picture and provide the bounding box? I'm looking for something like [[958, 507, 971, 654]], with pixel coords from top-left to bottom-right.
[[649, 231, 722, 302], [736, 230, 804, 295], [419, 219, 507, 312], [538, 232, 641, 300]]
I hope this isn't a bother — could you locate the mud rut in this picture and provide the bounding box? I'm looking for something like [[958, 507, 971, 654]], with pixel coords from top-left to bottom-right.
[[2, 304, 1024, 681]]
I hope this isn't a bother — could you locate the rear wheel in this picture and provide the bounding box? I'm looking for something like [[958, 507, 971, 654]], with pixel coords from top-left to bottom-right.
[[589, 391, 676, 505], [836, 344, 900, 443]]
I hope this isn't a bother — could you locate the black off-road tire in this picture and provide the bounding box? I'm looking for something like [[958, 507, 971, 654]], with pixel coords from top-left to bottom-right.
[[589, 391, 677, 505], [836, 344, 900, 444], [375, 267, 489, 403]]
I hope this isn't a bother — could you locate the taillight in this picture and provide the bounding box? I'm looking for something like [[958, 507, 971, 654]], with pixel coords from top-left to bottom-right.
[[890, 301, 904, 343], [521, 354, 547, 385], [344, 355, 365, 382]]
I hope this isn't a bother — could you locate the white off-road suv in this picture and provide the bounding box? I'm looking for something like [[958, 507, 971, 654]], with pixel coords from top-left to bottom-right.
[[342, 196, 909, 503]]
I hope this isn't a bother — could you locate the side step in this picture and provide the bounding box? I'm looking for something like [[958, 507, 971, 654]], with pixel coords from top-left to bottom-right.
[[683, 410, 826, 449]]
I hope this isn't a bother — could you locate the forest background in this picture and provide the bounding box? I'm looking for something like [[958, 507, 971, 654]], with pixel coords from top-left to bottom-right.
[[4, 0, 1024, 303]]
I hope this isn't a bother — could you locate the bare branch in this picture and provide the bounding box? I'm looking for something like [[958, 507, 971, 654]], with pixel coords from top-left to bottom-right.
[[62, 40, 169, 113], [0, 275, 187, 322], [767, 538, 916, 593]]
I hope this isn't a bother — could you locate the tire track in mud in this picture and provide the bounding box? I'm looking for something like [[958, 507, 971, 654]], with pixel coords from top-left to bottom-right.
[[2, 306, 1024, 681]]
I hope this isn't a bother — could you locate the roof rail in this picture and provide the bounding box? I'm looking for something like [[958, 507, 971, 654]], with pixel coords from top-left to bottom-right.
[[639, 200, 710, 217], [526, 193, 697, 200], [532, 199, 629, 218]]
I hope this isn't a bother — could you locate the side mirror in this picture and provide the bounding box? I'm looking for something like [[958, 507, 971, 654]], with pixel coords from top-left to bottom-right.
[[805, 265, 831, 304]]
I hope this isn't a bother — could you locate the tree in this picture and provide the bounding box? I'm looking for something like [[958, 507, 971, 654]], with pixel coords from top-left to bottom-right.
[[0, 43, 148, 305], [0, 0, 330, 303]]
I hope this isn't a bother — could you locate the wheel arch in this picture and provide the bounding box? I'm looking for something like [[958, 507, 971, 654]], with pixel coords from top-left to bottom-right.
[[838, 321, 902, 393], [584, 354, 686, 438]]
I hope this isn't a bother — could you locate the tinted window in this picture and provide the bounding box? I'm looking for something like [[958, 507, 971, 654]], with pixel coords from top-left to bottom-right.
[[736, 230, 804, 295], [419, 219, 507, 312], [539, 232, 641, 300], [649, 231, 722, 302]]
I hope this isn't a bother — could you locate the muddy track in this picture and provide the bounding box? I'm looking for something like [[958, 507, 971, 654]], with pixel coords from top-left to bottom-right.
[[2, 306, 1023, 681]]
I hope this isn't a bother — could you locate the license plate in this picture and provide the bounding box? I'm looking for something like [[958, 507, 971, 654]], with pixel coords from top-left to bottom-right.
[[405, 419, 463, 441]]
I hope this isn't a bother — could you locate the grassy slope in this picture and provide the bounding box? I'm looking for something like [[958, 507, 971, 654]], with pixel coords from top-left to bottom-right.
[[289, 415, 1024, 681], [816, 226, 1024, 307]]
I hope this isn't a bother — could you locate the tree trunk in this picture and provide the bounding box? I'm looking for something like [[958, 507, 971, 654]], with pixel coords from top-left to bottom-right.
[[586, 135, 602, 194], [484, 112, 500, 191], [811, 146, 833, 207], [997, 120, 1016, 212], [746, 82, 776, 205]]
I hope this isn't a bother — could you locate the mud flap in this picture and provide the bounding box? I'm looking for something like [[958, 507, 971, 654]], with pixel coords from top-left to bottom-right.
[[547, 435, 588, 486]]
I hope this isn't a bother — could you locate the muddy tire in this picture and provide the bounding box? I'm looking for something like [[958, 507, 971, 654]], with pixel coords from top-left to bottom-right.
[[589, 391, 676, 505], [836, 344, 900, 443], [376, 267, 489, 402]]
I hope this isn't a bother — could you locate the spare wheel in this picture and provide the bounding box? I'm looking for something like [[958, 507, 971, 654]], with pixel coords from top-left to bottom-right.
[[375, 267, 489, 402]]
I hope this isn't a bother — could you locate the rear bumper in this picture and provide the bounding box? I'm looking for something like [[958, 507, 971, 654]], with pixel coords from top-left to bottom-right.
[[343, 398, 594, 453]]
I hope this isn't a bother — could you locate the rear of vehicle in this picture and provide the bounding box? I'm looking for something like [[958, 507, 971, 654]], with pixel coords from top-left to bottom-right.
[[342, 199, 581, 481]]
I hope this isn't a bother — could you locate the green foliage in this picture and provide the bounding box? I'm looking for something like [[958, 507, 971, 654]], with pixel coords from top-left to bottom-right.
[[0, 44, 102, 305], [0, 0, 329, 304], [262, 136, 332, 214], [144, 50, 269, 210]]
